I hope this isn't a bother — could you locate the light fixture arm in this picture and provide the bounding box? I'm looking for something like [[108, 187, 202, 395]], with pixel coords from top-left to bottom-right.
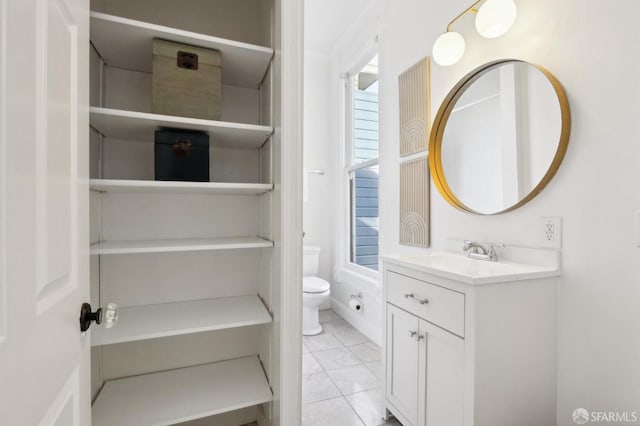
[[433, 0, 516, 66], [446, 0, 484, 32]]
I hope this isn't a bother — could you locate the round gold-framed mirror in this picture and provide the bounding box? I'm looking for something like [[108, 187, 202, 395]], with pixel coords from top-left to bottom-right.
[[429, 59, 571, 215]]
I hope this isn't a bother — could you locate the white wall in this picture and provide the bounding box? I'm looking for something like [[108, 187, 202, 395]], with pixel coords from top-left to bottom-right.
[[376, 0, 640, 424], [303, 52, 333, 285], [323, 2, 385, 344], [316, 0, 640, 418]]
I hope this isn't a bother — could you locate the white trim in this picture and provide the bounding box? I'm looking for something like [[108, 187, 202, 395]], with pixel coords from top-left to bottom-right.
[[336, 265, 380, 291], [338, 47, 381, 280], [344, 50, 380, 285], [334, 74, 350, 288], [348, 157, 379, 173], [278, 0, 304, 425], [0, 0, 6, 342], [330, 297, 382, 346], [344, 48, 379, 91], [344, 69, 354, 167], [344, 49, 379, 170], [399, 150, 428, 164]]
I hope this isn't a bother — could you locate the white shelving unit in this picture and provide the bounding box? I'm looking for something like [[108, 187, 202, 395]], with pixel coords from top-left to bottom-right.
[[89, 5, 276, 425], [90, 237, 273, 255], [90, 107, 273, 149], [90, 12, 273, 88], [90, 179, 273, 195], [92, 356, 273, 426], [92, 295, 272, 346]]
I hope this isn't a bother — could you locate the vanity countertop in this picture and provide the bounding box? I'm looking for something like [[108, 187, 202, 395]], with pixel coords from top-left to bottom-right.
[[381, 251, 560, 285]]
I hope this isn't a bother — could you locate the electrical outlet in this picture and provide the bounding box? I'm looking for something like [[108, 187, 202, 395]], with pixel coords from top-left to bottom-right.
[[540, 216, 562, 248]]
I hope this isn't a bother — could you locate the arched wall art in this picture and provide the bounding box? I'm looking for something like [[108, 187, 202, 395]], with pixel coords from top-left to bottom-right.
[[398, 56, 431, 247]]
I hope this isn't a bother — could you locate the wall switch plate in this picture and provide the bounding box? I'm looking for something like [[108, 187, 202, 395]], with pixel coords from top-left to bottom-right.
[[540, 216, 562, 248]]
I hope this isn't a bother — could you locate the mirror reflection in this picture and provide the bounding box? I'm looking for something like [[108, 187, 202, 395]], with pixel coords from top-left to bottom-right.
[[439, 61, 567, 214]]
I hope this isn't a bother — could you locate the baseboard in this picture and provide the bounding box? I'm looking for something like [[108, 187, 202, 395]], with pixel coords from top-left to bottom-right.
[[330, 297, 382, 346]]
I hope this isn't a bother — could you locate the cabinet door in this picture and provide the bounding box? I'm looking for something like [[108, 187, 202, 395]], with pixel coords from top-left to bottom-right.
[[386, 304, 421, 425], [419, 320, 465, 426]]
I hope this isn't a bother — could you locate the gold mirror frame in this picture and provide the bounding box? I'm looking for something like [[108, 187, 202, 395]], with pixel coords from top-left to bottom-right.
[[428, 59, 571, 215]]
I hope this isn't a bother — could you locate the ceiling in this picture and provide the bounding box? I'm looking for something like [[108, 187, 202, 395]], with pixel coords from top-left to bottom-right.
[[304, 0, 375, 54]]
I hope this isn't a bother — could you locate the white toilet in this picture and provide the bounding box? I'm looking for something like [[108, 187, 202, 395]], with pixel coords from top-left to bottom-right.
[[303, 246, 331, 336]]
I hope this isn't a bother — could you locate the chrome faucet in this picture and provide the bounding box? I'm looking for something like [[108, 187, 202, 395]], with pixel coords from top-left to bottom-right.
[[463, 241, 504, 262]]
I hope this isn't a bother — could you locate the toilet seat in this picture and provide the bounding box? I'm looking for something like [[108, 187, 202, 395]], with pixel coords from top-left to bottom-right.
[[303, 276, 330, 294]]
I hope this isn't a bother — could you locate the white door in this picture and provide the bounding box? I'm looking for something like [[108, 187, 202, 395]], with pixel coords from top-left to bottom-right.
[[386, 304, 420, 425], [419, 320, 465, 426], [0, 0, 90, 424]]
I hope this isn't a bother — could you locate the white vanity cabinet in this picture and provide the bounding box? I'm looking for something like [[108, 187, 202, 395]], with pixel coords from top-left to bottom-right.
[[382, 253, 559, 426], [386, 302, 465, 426]]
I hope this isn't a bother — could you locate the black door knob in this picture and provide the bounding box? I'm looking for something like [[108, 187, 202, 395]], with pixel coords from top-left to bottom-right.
[[79, 302, 118, 332]]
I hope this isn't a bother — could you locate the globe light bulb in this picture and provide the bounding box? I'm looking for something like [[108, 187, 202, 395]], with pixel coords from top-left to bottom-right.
[[475, 0, 517, 38], [432, 32, 466, 66]]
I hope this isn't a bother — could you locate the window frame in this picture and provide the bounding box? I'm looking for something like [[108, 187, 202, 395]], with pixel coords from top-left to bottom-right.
[[341, 49, 380, 281]]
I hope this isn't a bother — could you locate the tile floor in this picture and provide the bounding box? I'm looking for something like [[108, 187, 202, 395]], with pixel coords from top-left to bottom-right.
[[302, 310, 401, 426]]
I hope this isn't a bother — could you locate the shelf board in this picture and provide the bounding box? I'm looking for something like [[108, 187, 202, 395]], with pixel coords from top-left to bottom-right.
[[90, 12, 273, 89], [90, 107, 272, 149], [92, 356, 272, 426], [90, 236, 273, 255], [90, 179, 273, 195], [92, 295, 271, 346]]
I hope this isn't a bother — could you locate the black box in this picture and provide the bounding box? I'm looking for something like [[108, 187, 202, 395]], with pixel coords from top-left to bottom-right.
[[155, 129, 209, 182]]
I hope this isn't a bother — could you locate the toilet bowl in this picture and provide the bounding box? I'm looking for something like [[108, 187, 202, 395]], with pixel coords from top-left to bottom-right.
[[303, 276, 330, 335], [303, 246, 331, 336]]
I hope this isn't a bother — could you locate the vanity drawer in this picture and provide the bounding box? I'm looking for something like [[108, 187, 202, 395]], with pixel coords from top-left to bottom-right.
[[387, 271, 465, 337]]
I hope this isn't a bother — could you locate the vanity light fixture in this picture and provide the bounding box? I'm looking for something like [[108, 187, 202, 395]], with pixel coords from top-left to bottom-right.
[[432, 0, 517, 66]]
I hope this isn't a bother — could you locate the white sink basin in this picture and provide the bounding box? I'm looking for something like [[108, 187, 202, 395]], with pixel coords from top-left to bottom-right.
[[381, 251, 559, 284]]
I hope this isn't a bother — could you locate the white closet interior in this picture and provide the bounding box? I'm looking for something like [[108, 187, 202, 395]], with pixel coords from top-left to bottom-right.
[[88, 0, 280, 425]]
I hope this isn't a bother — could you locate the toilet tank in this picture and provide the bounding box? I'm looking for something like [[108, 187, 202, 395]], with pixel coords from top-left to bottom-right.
[[303, 246, 320, 276]]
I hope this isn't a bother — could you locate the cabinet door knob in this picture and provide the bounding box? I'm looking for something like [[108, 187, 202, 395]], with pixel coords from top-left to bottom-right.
[[79, 302, 119, 332], [404, 293, 429, 305], [408, 330, 417, 338], [417, 334, 425, 341]]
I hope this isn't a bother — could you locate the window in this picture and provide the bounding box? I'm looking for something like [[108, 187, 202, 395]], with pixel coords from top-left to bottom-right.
[[346, 55, 379, 271]]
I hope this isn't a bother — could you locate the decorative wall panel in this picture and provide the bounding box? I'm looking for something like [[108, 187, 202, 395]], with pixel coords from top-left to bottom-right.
[[399, 57, 430, 247], [400, 156, 429, 247], [399, 57, 430, 156]]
